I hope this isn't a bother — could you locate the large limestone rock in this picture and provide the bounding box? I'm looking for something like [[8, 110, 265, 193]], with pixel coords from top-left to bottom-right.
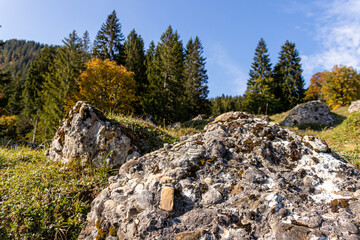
[[46, 101, 138, 167], [349, 100, 360, 113], [79, 112, 360, 240], [281, 100, 337, 127]]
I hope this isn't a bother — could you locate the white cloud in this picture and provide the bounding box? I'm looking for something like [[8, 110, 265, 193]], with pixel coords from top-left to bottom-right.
[[207, 43, 248, 96], [302, 0, 360, 80]]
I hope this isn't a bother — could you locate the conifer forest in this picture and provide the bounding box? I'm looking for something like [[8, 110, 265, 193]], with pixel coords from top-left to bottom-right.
[[1, 10, 360, 143]]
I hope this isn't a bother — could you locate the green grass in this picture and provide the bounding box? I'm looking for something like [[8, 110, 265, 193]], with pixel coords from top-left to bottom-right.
[[0, 114, 201, 239], [107, 113, 201, 152], [0, 147, 114, 239]]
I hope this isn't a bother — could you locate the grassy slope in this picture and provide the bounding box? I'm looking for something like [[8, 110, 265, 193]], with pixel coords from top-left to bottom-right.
[[270, 106, 360, 167], [0, 115, 201, 239], [1, 108, 358, 239]]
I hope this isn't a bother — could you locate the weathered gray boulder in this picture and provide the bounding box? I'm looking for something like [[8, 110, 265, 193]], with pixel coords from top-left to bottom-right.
[[78, 111, 360, 240], [46, 101, 138, 167], [349, 100, 360, 113], [281, 100, 337, 127]]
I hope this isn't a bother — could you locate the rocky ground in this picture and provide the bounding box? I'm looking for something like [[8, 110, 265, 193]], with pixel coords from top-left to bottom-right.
[[78, 111, 360, 240]]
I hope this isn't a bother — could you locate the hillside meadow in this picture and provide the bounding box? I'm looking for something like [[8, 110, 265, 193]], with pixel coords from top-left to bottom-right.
[[0, 108, 359, 239]]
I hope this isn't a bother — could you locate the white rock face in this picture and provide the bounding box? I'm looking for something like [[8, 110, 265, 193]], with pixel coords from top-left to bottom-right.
[[79, 111, 360, 240], [349, 100, 360, 113], [46, 101, 137, 167], [281, 100, 337, 127]]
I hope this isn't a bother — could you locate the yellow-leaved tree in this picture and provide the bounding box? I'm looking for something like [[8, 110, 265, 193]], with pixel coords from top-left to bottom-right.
[[322, 65, 360, 109], [304, 72, 326, 101], [77, 58, 137, 113]]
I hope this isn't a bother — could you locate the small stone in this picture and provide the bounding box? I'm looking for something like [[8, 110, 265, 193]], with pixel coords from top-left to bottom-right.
[[135, 190, 153, 209], [204, 178, 213, 186], [159, 187, 174, 211], [278, 208, 289, 218], [202, 187, 222, 205], [174, 230, 202, 240], [231, 184, 242, 194], [303, 136, 329, 153], [104, 200, 116, 211], [342, 221, 359, 234]]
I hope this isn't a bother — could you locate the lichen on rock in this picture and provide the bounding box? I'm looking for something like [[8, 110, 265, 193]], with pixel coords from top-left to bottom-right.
[[46, 101, 138, 167], [281, 100, 337, 127], [78, 111, 360, 239]]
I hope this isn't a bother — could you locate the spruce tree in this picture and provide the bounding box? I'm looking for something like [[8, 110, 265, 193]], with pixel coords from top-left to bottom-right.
[[273, 40, 305, 110], [124, 29, 147, 113], [18, 46, 57, 140], [244, 38, 279, 114], [211, 97, 224, 116], [0, 71, 12, 115], [93, 10, 125, 65], [184, 36, 209, 118], [39, 31, 87, 140], [82, 30, 92, 55], [146, 26, 185, 123], [143, 41, 159, 117], [6, 74, 24, 115]]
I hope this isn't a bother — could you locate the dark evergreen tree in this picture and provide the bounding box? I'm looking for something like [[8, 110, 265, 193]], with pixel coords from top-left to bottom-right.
[[184, 36, 210, 118], [6, 74, 24, 115], [82, 30, 92, 55], [39, 31, 87, 140], [211, 97, 224, 116], [93, 10, 125, 65], [146, 26, 185, 123], [143, 41, 159, 117], [124, 29, 147, 113], [18, 46, 58, 140], [0, 71, 12, 115], [244, 38, 279, 114], [273, 40, 305, 110]]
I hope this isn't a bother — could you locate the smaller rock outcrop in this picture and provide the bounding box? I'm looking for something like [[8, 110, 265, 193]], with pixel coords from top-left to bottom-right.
[[281, 100, 337, 127], [46, 101, 138, 167], [349, 100, 360, 113]]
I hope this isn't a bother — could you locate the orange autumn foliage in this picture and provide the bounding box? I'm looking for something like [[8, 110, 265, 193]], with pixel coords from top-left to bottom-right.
[[322, 65, 360, 109], [304, 72, 325, 101], [77, 58, 137, 114]]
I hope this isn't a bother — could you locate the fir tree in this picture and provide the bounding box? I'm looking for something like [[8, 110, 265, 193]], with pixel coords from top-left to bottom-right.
[[244, 38, 279, 114], [184, 36, 209, 118], [124, 29, 147, 113], [93, 10, 125, 65], [273, 40, 305, 110]]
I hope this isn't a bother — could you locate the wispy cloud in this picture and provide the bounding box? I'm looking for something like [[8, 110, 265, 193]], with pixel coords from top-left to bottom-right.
[[207, 43, 248, 96], [302, 0, 360, 80]]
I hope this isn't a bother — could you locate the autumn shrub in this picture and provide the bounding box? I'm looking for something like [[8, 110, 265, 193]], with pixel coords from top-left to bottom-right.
[[322, 65, 360, 108], [0, 115, 18, 139], [77, 58, 137, 114]]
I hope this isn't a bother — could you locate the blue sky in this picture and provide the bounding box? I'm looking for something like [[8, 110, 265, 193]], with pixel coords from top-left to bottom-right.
[[1, 0, 359, 97]]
